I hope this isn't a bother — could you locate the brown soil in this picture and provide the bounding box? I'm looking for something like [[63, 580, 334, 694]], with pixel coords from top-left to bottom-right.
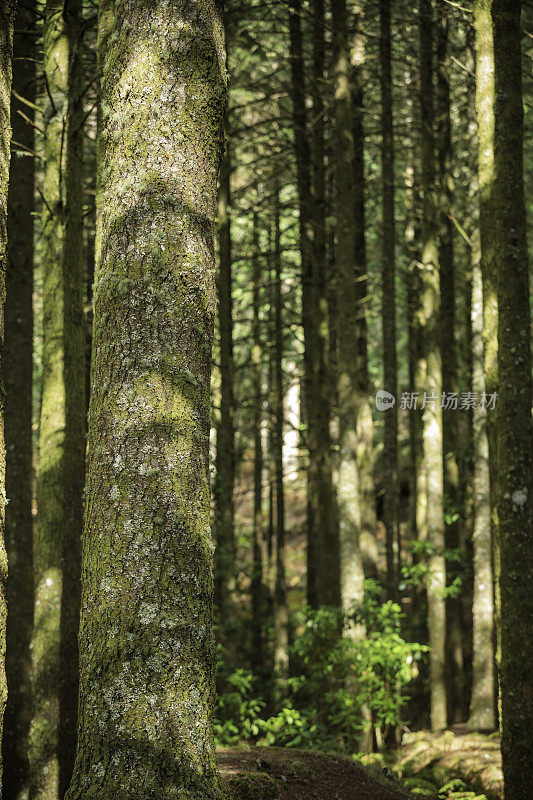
[[218, 747, 420, 800]]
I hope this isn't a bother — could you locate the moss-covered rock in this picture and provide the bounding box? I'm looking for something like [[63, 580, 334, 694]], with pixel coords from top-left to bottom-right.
[[228, 771, 279, 800]]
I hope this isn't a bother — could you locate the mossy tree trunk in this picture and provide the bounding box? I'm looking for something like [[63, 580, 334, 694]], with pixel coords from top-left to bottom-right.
[[417, 0, 447, 732], [29, 0, 85, 795], [491, 0, 533, 795], [65, 1, 226, 797], [288, 0, 339, 609], [0, 0, 17, 790], [3, 2, 35, 797], [379, 0, 399, 600]]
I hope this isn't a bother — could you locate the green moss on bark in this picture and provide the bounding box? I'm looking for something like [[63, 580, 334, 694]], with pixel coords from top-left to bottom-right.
[[65, 3, 226, 799]]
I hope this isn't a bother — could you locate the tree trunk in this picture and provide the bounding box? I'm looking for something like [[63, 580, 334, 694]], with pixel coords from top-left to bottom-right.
[[30, 0, 85, 795], [214, 22, 235, 632], [379, 0, 399, 600], [331, 0, 364, 616], [436, 1, 464, 724], [473, 0, 500, 722], [491, 1, 533, 795], [3, 3, 35, 797], [288, 0, 339, 609], [351, 1, 378, 581], [273, 180, 288, 703], [251, 209, 264, 673], [0, 1, 17, 789], [64, 2, 226, 797], [468, 239, 495, 731], [417, 0, 447, 732]]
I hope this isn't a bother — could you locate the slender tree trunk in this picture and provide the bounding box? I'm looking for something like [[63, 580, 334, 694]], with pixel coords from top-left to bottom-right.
[[214, 22, 235, 631], [351, 1, 378, 581], [251, 209, 264, 673], [379, 0, 399, 600], [468, 234, 495, 731], [417, 0, 447, 732], [3, 3, 35, 796], [491, 1, 533, 795], [64, 2, 226, 797], [0, 1, 17, 789], [436, 1, 464, 723], [30, 0, 85, 795], [273, 180, 288, 702], [473, 0, 500, 721], [331, 0, 364, 616], [288, 0, 339, 608]]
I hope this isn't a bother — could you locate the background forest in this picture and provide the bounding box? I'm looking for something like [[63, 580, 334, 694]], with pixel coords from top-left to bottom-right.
[[0, 0, 531, 800]]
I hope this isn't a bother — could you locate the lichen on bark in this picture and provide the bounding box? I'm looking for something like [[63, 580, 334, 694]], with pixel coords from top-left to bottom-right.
[[65, 2, 226, 798]]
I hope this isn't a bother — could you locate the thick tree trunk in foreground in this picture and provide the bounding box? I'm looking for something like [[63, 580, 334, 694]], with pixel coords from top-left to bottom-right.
[[491, 1, 533, 796], [417, 0, 447, 732], [3, 3, 35, 797], [0, 1, 17, 790], [379, 0, 399, 600], [65, 3, 226, 798], [30, 1, 85, 795], [288, 0, 339, 608]]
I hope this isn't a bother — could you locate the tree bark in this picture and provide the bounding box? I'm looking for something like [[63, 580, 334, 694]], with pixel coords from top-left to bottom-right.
[[288, 0, 339, 608], [64, 2, 226, 797], [0, 0, 17, 789], [214, 21, 235, 632], [379, 0, 399, 600], [491, 1, 533, 795], [3, 3, 35, 796], [436, 1, 464, 724], [417, 0, 447, 732], [30, 0, 85, 795], [331, 0, 365, 616]]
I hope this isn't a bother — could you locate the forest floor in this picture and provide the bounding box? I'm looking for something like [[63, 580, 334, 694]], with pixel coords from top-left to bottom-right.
[[218, 746, 417, 800], [394, 729, 503, 799], [218, 731, 503, 799]]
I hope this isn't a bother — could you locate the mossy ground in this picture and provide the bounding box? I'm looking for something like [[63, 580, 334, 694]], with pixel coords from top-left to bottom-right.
[[218, 746, 418, 800]]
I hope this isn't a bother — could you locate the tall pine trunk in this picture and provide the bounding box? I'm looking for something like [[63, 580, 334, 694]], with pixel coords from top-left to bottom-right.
[[288, 0, 339, 608], [30, 0, 85, 796], [65, 2, 226, 796], [331, 0, 365, 616], [491, 1, 533, 795], [436, 1, 464, 723], [272, 179, 288, 701], [379, 0, 399, 599], [0, 1, 17, 789], [3, 2, 35, 796], [214, 22, 235, 633], [417, 0, 447, 731]]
